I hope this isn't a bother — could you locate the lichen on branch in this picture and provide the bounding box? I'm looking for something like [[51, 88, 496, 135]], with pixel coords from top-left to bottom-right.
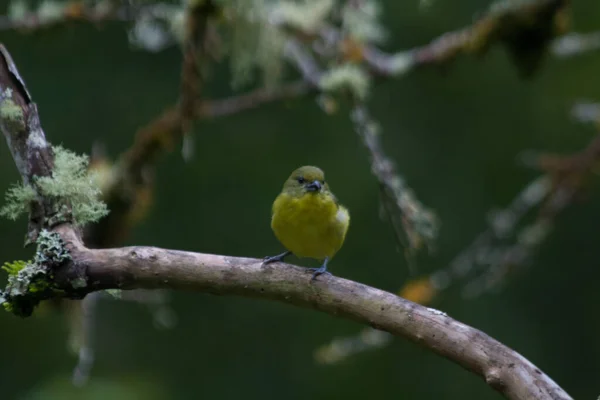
[[0, 229, 73, 317], [0, 182, 36, 220], [0, 145, 109, 227]]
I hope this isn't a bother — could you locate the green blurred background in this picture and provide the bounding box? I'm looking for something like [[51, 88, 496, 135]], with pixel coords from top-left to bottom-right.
[[2, 1, 600, 399]]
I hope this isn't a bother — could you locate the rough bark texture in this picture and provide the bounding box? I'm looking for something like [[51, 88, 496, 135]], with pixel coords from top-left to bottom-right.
[[0, 45, 58, 244]]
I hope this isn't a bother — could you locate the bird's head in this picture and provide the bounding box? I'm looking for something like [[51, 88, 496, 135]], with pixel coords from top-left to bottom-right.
[[282, 165, 331, 197]]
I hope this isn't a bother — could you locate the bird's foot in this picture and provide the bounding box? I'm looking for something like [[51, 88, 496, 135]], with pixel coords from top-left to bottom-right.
[[262, 251, 291, 265], [308, 259, 331, 281]]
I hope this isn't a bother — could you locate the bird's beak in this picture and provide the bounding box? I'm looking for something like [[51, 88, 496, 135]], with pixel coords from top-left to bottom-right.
[[305, 180, 322, 192]]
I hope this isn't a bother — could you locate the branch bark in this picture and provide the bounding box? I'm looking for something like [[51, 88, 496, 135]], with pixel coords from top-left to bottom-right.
[[50, 226, 571, 400], [0, 45, 58, 243]]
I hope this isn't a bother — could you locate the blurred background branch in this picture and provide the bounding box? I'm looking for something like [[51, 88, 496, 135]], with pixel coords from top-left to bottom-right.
[[315, 103, 600, 364]]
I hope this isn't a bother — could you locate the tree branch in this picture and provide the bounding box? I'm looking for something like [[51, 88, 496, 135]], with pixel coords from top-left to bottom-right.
[[0, 44, 59, 243], [178, 0, 214, 160], [351, 104, 438, 255], [0, 2, 127, 32], [49, 226, 571, 400]]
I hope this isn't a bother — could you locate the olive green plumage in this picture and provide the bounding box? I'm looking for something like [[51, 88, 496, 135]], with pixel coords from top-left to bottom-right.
[[264, 166, 350, 280]]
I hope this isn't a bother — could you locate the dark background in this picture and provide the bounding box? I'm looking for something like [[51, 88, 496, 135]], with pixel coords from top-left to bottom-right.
[[1, 1, 600, 399]]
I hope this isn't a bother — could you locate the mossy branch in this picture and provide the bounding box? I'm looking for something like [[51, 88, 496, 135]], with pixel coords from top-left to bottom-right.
[[0, 45, 108, 242], [0, 230, 72, 316]]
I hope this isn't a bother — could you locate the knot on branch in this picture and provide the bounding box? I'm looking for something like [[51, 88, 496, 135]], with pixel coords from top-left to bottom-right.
[[485, 367, 508, 392]]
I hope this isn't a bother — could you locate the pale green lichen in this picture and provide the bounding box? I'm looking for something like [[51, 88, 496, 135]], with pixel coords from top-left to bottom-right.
[[0, 259, 48, 315], [168, 8, 186, 45], [126, 0, 294, 89], [0, 230, 71, 317], [36, 145, 109, 227], [270, 0, 334, 33], [217, 0, 287, 88], [319, 63, 371, 99], [105, 289, 122, 299], [388, 53, 415, 76], [0, 183, 36, 221], [128, 11, 176, 53], [1, 260, 29, 277], [1, 146, 109, 226], [0, 258, 50, 315], [0, 88, 26, 131], [0, 98, 24, 122], [36, 0, 66, 24], [8, 0, 29, 22], [342, 0, 387, 44]]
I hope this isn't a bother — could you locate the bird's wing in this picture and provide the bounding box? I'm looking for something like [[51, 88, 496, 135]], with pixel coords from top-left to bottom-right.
[[331, 193, 340, 208]]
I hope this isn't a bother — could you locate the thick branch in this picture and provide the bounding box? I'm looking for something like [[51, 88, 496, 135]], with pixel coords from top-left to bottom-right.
[[51, 227, 571, 400], [0, 45, 58, 243]]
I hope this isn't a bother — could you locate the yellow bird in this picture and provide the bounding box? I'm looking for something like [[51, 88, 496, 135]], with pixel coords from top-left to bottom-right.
[[263, 166, 350, 280]]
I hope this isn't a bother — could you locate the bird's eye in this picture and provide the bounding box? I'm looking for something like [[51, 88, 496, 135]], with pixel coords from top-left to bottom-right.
[[322, 180, 325, 185], [297, 176, 305, 184]]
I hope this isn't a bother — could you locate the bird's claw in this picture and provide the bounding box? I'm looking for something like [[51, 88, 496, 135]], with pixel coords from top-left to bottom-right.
[[262, 251, 290, 266], [308, 267, 331, 281], [262, 256, 276, 264], [262, 256, 280, 265]]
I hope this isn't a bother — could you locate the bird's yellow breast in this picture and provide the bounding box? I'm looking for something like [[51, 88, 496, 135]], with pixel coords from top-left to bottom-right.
[[271, 192, 349, 260]]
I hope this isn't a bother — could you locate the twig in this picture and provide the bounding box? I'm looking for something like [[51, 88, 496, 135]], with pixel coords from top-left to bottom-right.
[[350, 104, 438, 254], [427, 121, 600, 299], [178, 1, 214, 161], [447, 176, 552, 288], [65, 286, 175, 386], [308, 0, 570, 78], [70, 292, 100, 387], [570, 101, 600, 124], [117, 289, 177, 330], [0, 2, 132, 32], [198, 81, 312, 117], [551, 31, 600, 57], [283, 39, 323, 87], [411, 0, 569, 72]]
